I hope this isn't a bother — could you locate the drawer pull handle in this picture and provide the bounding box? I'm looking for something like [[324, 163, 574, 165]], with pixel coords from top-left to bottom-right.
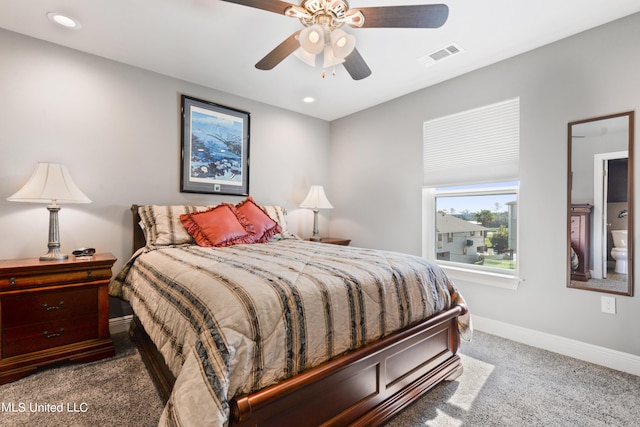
[[43, 328, 64, 339], [43, 301, 64, 311]]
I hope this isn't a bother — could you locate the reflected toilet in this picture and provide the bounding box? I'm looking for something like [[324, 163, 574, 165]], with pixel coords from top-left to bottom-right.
[[611, 230, 628, 274]]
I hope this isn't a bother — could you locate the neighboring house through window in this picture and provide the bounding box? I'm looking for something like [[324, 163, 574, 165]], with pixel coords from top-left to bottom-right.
[[422, 98, 521, 289]]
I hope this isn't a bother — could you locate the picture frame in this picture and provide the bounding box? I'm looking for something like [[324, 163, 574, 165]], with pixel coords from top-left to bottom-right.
[[180, 95, 250, 196]]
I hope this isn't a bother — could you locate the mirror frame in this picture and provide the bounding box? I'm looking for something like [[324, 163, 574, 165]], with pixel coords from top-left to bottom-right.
[[567, 111, 634, 296]]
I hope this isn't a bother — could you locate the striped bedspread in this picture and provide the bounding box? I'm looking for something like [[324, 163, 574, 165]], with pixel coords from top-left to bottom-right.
[[110, 239, 470, 426]]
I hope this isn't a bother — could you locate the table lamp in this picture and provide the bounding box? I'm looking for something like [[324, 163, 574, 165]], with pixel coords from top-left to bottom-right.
[[7, 162, 91, 261], [299, 185, 333, 241]]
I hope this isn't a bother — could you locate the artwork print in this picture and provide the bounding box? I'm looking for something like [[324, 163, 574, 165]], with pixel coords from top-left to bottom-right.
[[181, 95, 250, 195]]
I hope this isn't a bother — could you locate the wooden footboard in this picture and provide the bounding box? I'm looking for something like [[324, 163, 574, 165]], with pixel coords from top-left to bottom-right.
[[130, 304, 466, 427]]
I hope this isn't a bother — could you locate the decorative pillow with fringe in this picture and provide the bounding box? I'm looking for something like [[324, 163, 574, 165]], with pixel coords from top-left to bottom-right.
[[236, 197, 282, 243], [180, 204, 254, 247]]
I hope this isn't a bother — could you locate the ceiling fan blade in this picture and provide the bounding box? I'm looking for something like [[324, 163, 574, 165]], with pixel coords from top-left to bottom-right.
[[343, 48, 371, 80], [255, 30, 301, 70], [219, 0, 294, 15], [356, 4, 449, 28]]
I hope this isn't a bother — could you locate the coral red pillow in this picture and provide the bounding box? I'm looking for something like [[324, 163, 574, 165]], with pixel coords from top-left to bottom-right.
[[180, 204, 253, 247], [236, 196, 282, 243]]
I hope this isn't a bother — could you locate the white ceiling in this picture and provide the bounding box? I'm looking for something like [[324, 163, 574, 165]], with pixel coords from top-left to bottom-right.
[[2, 1, 639, 121]]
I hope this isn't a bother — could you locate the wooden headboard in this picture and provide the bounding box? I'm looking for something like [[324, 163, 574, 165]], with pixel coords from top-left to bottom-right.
[[131, 204, 146, 254]]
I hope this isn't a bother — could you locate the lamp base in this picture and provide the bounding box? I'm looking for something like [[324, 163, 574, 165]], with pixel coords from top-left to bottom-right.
[[309, 209, 322, 242], [40, 205, 68, 261], [40, 248, 68, 261]]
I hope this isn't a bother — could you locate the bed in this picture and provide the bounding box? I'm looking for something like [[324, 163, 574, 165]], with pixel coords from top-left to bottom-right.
[[109, 201, 471, 426]]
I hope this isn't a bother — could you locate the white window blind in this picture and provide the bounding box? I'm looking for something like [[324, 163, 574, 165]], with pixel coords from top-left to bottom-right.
[[423, 97, 520, 187]]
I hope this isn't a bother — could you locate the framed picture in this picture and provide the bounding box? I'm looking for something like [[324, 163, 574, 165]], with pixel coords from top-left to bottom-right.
[[181, 95, 250, 195]]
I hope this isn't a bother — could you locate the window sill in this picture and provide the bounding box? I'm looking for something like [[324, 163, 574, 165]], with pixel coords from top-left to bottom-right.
[[438, 263, 521, 290]]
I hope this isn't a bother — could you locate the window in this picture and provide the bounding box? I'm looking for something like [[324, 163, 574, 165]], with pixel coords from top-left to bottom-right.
[[422, 98, 520, 289], [435, 182, 518, 271]]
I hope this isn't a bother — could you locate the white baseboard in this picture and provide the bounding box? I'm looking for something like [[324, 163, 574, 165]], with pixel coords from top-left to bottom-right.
[[109, 315, 134, 335], [472, 315, 640, 376]]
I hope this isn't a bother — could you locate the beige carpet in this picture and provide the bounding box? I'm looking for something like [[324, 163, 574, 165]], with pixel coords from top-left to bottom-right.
[[0, 332, 163, 427], [1, 330, 639, 426], [385, 331, 640, 426]]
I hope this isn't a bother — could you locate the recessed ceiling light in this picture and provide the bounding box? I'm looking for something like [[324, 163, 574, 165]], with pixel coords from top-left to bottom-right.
[[47, 12, 82, 30], [303, 97, 315, 103]]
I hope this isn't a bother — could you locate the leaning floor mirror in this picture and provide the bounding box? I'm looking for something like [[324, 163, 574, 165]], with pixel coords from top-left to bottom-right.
[[568, 111, 634, 295]]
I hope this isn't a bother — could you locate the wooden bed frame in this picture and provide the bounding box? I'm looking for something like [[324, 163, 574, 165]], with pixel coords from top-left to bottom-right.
[[128, 205, 467, 426]]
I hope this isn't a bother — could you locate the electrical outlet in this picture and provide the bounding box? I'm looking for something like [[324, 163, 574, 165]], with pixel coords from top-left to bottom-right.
[[601, 296, 616, 314]]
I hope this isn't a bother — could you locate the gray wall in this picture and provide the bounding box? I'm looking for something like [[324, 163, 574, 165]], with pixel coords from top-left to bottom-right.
[[329, 13, 640, 356], [0, 29, 331, 273]]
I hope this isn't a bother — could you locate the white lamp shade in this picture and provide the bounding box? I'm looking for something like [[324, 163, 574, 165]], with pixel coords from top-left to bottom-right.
[[299, 185, 333, 209], [330, 29, 355, 59], [299, 24, 325, 55], [7, 162, 91, 204]]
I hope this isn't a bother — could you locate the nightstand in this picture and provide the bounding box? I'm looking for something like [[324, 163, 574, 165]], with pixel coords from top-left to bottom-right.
[[0, 253, 117, 384], [313, 237, 351, 246]]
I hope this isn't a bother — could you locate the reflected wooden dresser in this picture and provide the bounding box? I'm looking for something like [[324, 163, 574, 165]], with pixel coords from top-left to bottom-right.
[[0, 253, 116, 384], [570, 204, 592, 282]]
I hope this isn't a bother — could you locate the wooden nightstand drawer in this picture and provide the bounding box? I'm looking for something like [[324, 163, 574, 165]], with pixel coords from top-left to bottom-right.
[[3, 315, 98, 357], [0, 253, 117, 384], [0, 267, 113, 290], [2, 287, 98, 327]]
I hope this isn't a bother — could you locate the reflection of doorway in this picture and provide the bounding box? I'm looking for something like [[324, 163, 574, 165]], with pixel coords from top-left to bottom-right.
[[592, 151, 627, 280]]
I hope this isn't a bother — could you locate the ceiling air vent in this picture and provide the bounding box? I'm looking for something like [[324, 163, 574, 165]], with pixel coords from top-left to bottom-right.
[[418, 43, 463, 67]]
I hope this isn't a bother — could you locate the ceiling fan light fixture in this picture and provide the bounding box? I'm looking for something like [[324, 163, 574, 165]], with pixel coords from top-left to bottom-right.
[[244, 0, 448, 81], [300, 24, 325, 55], [330, 29, 355, 59]]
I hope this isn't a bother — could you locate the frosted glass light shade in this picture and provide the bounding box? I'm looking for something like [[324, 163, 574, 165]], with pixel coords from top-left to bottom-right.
[[294, 47, 317, 67], [295, 23, 356, 73], [299, 25, 325, 55], [7, 162, 91, 205], [330, 29, 355, 59], [322, 47, 345, 68], [299, 185, 333, 209]]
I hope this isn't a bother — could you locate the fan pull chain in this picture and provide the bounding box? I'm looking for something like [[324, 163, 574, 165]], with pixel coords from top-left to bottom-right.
[[321, 66, 337, 79]]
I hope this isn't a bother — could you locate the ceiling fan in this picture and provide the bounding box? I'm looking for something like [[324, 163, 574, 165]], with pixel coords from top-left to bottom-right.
[[219, 0, 449, 80]]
